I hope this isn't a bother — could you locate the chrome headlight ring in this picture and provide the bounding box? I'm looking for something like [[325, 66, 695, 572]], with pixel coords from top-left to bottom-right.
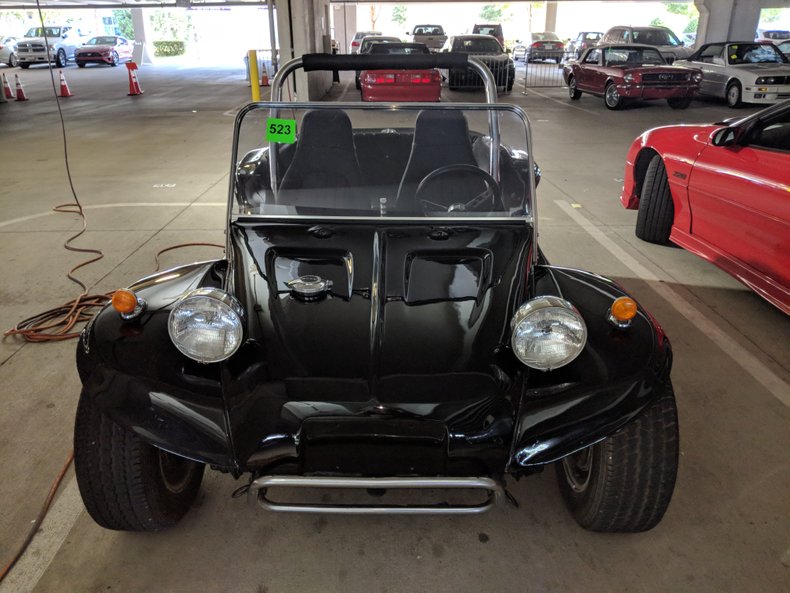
[[168, 288, 244, 364], [510, 296, 587, 371]]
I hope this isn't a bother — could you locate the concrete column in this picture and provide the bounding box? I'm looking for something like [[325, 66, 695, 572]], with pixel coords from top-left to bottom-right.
[[275, 0, 332, 100], [544, 2, 558, 34], [332, 3, 356, 54], [729, 0, 763, 40], [130, 8, 154, 65], [695, 0, 768, 45]]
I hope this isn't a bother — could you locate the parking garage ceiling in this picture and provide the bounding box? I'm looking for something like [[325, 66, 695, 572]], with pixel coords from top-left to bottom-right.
[[0, 0, 665, 6]]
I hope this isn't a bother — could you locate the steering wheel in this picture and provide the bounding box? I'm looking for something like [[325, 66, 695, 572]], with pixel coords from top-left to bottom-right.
[[414, 164, 503, 214]]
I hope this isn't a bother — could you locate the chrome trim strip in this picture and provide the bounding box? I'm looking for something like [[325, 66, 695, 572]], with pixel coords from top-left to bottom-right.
[[249, 476, 504, 515]]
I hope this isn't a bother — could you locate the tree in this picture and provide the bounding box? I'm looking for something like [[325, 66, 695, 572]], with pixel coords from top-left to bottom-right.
[[112, 9, 134, 39], [760, 8, 784, 23], [650, 17, 666, 27], [663, 2, 692, 16], [480, 5, 504, 22], [369, 5, 382, 30], [391, 5, 407, 28], [684, 17, 698, 34]]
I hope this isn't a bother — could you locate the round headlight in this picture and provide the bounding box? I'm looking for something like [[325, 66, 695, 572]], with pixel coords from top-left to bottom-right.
[[168, 288, 243, 363], [510, 296, 587, 371]]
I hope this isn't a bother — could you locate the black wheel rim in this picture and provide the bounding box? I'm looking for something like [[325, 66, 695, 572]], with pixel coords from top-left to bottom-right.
[[569, 79, 576, 98], [561, 446, 593, 493], [605, 85, 619, 107], [158, 450, 196, 494]]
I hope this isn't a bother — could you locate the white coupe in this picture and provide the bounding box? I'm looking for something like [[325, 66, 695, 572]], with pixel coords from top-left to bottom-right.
[[675, 41, 790, 107]]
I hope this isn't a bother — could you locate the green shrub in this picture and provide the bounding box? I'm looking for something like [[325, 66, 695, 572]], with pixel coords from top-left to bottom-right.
[[153, 41, 185, 57]]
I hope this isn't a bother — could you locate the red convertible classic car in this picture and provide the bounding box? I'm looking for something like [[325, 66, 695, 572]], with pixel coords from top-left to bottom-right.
[[621, 100, 790, 313], [360, 42, 441, 102], [563, 45, 702, 109]]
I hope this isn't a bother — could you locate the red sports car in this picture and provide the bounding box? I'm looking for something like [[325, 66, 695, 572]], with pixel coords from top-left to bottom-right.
[[360, 42, 441, 102], [75, 35, 133, 67], [563, 44, 702, 109], [621, 100, 790, 313]]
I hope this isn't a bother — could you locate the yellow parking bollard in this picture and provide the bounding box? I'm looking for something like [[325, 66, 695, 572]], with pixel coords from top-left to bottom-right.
[[248, 49, 261, 102]]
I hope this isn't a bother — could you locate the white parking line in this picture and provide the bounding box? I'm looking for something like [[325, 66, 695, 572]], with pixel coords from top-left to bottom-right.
[[0, 202, 225, 229], [522, 87, 601, 116], [555, 200, 789, 407], [0, 477, 83, 593]]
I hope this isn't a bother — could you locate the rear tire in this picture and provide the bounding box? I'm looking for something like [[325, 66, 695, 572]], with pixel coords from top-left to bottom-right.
[[604, 82, 622, 110], [19, 63, 30, 69], [556, 388, 679, 532], [726, 80, 742, 108], [74, 391, 205, 531], [111, 51, 119, 66], [8, 52, 18, 68], [667, 97, 692, 109], [77, 62, 86, 68], [568, 75, 582, 100], [55, 49, 67, 68], [635, 154, 674, 244]]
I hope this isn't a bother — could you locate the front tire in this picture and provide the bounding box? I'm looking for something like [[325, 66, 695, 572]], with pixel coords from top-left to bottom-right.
[[8, 52, 18, 68], [19, 62, 30, 69], [556, 388, 679, 532], [55, 49, 67, 68], [635, 154, 674, 244], [568, 75, 581, 100], [604, 82, 622, 110], [726, 80, 742, 108], [74, 391, 205, 531], [111, 51, 119, 66]]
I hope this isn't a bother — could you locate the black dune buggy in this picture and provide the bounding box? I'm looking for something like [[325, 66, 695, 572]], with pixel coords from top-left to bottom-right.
[[74, 53, 678, 532]]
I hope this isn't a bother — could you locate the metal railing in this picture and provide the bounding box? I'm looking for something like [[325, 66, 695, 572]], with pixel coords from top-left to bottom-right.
[[520, 50, 575, 90]]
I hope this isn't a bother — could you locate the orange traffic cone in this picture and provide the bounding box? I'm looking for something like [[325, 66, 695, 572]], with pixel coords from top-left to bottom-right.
[[261, 68, 270, 87], [2, 73, 12, 99], [126, 61, 143, 96], [14, 74, 28, 101], [58, 70, 73, 97]]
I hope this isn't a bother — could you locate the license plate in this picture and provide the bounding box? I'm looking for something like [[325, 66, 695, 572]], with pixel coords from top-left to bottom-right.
[[544, 44, 554, 49]]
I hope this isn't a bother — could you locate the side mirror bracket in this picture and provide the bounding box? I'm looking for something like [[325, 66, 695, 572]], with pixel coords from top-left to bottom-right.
[[711, 127, 739, 147]]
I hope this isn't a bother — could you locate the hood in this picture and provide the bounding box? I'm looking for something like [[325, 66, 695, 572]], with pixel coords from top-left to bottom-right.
[[231, 220, 531, 402], [654, 45, 693, 57], [77, 44, 113, 51], [731, 63, 790, 75]]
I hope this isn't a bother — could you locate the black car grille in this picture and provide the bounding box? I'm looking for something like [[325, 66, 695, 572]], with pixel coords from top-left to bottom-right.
[[82, 52, 99, 57], [642, 72, 689, 84]]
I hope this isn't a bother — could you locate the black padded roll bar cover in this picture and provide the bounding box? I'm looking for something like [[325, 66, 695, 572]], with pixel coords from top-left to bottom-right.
[[302, 52, 469, 72]]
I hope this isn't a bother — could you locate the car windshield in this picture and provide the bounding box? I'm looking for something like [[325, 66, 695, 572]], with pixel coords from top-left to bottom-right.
[[728, 43, 785, 64], [414, 26, 443, 35], [26, 27, 61, 37], [763, 31, 790, 40], [632, 28, 681, 46], [583, 33, 602, 41], [453, 37, 502, 53], [87, 36, 117, 45], [360, 37, 400, 53], [370, 43, 429, 55], [233, 104, 534, 220], [533, 33, 560, 41], [604, 47, 665, 66]]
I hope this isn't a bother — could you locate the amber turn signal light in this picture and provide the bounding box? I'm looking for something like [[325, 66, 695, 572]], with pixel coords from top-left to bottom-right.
[[111, 289, 139, 315], [609, 296, 638, 326]]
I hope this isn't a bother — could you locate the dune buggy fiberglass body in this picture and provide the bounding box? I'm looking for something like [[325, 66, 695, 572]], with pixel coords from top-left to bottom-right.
[[74, 54, 678, 533]]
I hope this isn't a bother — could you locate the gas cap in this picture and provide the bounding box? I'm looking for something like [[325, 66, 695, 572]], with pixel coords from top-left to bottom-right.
[[286, 275, 333, 301]]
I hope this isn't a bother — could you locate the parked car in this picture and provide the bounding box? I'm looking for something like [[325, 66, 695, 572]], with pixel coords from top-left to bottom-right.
[[755, 29, 790, 44], [359, 43, 441, 102], [406, 24, 446, 52], [621, 99, 789, 313], [355, 35, 402, 88], [675, 41, 790, 107], [16, 25, 89, 68], [441, 34, 514, 91], [472, 24, 504, 47], [349, 31, 381, 54], [564, 45, 701, 110], [75, 36, 133, 67], [73, 52, 679, 534], [513, 31, 565, 62], [599, 25, 693, 63], [0, 35, 18, 67], [567, 31, 603, 58]]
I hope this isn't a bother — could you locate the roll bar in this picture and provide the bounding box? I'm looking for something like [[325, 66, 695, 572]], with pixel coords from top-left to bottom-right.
[[267, 53, 502, 197]]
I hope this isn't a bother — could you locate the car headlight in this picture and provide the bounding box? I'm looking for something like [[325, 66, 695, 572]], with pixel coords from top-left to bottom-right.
[[755, 76, 775, 84], [510, 296, 587, 371], [168, 288, 244, 363], [624, 73, 635, 83], [692, 72, 702, 82]]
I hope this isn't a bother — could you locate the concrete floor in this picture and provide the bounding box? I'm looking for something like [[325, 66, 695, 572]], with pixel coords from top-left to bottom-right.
[[0, 61, 788, 593]]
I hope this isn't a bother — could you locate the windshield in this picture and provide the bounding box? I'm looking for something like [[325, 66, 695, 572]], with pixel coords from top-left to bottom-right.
[[233, 104, 534, 221], [728, 43, 786, 64], [87, 36, 117, 45], [371, 43, 430, 55], [763, 31, 790, 40], [604, 46, 665, 66], [452, 37, 502, 53], [533, 33, 560, 42], [414, 26, 443, 35], [26, 27, 61, 37], [632, 28, 681, 46]]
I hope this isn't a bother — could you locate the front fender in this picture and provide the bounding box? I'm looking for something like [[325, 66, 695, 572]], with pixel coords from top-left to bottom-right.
[[77, 260, 237, 469], [511, 265, 672, 468]]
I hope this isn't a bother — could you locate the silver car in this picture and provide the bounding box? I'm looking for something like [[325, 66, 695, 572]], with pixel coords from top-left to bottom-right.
[[676, 41, 790, 107], [599, 25, 692, 64], [0, 35, 18, 67]]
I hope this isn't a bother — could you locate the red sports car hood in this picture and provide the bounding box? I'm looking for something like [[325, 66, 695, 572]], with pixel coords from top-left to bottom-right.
[[77, 45, 113, 52]]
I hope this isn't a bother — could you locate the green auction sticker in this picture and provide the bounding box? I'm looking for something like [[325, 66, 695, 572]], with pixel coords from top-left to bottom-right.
[[265, 118, 296, 144]]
